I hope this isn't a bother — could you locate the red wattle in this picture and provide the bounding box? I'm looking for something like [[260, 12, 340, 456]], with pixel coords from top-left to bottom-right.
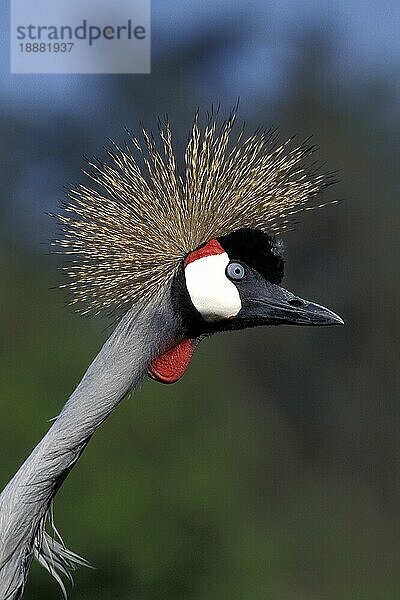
[[148, 339, 194, 384]]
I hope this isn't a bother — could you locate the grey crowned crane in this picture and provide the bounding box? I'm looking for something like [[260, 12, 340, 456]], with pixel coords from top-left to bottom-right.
[[0, 111, 343, 598]]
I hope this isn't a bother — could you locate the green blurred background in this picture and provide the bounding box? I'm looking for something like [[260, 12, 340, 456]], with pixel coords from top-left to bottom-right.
[[1, 2, 399, 598]]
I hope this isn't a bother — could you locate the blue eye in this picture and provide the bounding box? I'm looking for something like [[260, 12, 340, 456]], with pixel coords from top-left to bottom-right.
[[226, 262, 245, 281]]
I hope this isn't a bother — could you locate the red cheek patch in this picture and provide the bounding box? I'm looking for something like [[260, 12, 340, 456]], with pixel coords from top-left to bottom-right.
[[148, 338, 194, 384], [149, 239, 225, 384], [184, 239, 225, 267]]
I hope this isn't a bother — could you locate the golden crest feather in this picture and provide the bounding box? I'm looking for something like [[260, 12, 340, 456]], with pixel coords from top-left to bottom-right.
[[56, 110, 333, 314]]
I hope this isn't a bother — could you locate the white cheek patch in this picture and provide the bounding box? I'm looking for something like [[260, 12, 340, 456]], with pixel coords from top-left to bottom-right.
[[184, 253, 242, 322]]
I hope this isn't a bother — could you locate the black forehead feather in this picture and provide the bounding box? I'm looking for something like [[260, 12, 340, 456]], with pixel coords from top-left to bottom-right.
[[217, 228, 285, 284]]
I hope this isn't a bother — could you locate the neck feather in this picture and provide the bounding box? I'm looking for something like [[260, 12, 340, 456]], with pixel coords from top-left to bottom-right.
[[0, 290, 179, 598]]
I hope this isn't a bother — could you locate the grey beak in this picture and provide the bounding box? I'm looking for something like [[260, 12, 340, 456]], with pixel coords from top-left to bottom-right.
[[239, 282, 344, 327]]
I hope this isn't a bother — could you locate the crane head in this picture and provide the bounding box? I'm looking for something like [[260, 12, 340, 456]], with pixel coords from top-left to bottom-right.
[[56, 109, 344, 384], [148, 228, 343, 383]]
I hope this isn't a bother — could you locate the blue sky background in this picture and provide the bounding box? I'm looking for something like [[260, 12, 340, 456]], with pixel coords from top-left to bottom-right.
[[1, 1, 399, 246], [2, 1, 399, 110]]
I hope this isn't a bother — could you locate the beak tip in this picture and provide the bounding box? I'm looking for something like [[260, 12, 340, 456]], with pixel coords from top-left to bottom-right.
[[304, 305, 345, 327], [329, 311, 345, 326]]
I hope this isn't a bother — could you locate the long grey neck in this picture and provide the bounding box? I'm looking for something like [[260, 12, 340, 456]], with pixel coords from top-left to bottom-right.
[[0, 292, 179, 599]]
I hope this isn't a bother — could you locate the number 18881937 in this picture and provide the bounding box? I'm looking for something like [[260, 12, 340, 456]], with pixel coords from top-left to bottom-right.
[[19, 43, 74, 52]]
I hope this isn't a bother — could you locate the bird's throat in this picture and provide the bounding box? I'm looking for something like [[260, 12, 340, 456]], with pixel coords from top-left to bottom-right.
[[148, 338, 195, 384]]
